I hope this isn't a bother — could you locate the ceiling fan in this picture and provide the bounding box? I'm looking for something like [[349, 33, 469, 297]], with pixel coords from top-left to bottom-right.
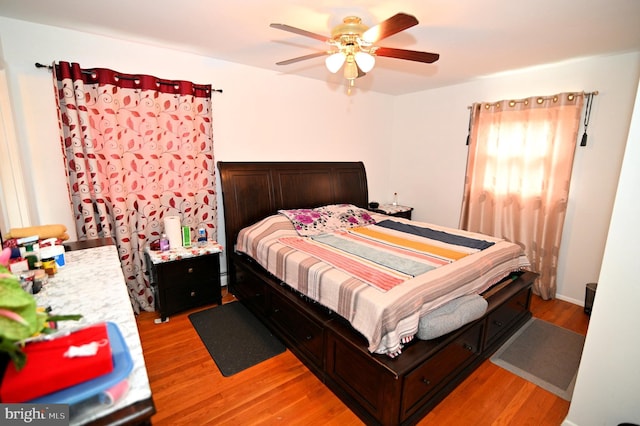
[[270, 13, 440, 88]]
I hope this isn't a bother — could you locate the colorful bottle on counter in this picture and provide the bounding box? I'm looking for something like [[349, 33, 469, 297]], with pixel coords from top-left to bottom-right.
[[159, 233, 170, 251], [41, 257, 58, 276], [182, 226, 191, 247], [197, 227, 207, 247]]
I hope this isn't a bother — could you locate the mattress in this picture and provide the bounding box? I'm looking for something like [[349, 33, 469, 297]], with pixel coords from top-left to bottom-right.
[[236, 208, 530, 356]]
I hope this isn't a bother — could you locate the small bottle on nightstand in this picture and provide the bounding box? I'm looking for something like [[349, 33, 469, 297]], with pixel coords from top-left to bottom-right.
[[197, 227, 207, 247], [392, 192, 398, 206], [159, 234, 170, 252]]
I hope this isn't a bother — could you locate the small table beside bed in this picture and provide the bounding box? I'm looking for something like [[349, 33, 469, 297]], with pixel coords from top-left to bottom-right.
[[218, 161, 536, 426]]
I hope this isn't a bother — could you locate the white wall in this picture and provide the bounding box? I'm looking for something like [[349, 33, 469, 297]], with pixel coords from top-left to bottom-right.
[[1, 16, 639, 305], [0, 17, 396, 271], [393, 52, 640, 303], [564, 77, 640, 426]]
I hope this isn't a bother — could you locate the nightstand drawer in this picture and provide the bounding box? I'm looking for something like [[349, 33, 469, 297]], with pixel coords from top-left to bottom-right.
[[157, 255, 215, 286], [161, 279, 218, 317]]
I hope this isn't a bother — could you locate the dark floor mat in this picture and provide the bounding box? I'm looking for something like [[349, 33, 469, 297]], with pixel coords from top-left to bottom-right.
[[189, 302, 285, 377]]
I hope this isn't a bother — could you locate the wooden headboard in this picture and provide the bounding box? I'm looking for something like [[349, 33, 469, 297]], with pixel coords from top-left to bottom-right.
[[217, 161, 369, 262]]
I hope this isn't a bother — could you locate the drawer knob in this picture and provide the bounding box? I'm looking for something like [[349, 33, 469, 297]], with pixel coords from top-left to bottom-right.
[[190, 291, 196, 297], [494, 320, 503, 327], [187, 267, 194, 274], [305, 335, 312, 341], [421, 378, 431, 386], [463, 343, 473, 351]]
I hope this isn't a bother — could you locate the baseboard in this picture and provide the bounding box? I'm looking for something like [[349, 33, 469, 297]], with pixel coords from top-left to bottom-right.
[[555, 293, 583, 306]]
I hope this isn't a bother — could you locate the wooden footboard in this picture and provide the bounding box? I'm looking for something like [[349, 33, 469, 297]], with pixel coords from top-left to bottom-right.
[[231, 251, 535, 426]]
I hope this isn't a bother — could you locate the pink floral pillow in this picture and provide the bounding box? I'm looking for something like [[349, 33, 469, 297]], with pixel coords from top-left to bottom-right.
[[279, 204, 376, 236]]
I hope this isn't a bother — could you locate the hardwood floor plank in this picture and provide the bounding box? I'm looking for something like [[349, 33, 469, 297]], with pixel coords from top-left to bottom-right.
[[136, 291, 587, 425]]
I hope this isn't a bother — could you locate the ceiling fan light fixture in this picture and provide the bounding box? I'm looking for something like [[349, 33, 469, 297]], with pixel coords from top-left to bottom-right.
[[325, 52, 346, 73], [271, 12, 439, 92], [354, 51, 375, 72], [331, 16, 368, 38], [343, 56, 359, 80], [362, 27, 380, 43]]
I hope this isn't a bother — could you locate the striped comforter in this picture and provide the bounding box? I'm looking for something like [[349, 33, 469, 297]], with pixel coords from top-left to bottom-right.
[[236, 213, 530, 356], [279, 219, 496, 292]]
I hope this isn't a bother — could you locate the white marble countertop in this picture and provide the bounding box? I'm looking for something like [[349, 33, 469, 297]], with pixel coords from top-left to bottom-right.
[[145, 240, 222, 264], [33, 245, 152, 425], [373, 204, 413, 214]]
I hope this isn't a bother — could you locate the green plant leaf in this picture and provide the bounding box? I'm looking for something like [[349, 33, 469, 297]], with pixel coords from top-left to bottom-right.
[[0, 270, 40, 340], [0, 265, 82, 371]]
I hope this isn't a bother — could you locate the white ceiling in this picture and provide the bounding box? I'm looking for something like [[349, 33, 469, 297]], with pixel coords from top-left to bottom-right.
[[1, 0, 639, 95]]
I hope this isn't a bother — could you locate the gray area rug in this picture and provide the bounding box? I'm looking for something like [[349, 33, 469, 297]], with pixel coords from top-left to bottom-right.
[[490, 318, 585, 400], [189, 302, 285, 377]]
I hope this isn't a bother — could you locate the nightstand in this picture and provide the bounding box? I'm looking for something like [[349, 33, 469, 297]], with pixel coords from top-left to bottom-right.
[[369, 204, 413, 220], [145, 243, 223, 321]]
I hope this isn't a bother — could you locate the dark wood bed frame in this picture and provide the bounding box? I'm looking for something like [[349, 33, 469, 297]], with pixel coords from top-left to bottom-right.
[[218, 161, 535, 426]]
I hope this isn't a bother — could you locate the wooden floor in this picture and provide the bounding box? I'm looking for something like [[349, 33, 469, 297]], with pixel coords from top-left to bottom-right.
[[136, 289, 590, 426]]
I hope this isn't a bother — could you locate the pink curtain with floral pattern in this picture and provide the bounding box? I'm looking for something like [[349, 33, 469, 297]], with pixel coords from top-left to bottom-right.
[[53, 61, 216, 312]]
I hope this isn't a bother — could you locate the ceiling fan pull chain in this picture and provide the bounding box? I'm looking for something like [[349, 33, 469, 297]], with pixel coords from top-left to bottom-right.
[[347, 78, 355, 95]]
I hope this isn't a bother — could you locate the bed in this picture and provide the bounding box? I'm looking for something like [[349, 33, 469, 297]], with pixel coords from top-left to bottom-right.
[[218, 161, 536, 426]]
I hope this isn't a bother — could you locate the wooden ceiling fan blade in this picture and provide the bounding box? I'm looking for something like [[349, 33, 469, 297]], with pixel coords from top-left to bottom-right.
[[375, 47, 440, 63], [362, 13, 419, 43], [276, 51, 329, 66], [270, 23, 330, 42]]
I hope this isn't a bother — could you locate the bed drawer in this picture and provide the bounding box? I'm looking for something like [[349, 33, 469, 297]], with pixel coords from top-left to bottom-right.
[[401, 322, 482, 419], [233, 262, 268, 315], [485, 286, 531, 349], [325, 330, 400, 425], [268, 290, 325, 368]]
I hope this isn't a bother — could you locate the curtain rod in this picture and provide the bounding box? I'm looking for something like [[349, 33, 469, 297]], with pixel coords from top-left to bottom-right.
[[464, 90, 598, 146], [35, 62, 223, 93], [467, 91, 598, 109]]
